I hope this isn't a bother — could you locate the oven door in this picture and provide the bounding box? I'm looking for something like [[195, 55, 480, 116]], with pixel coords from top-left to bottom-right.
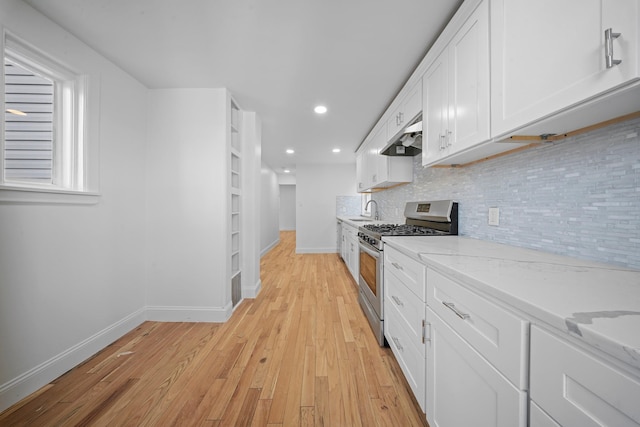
[[358, 241, 383, 319]]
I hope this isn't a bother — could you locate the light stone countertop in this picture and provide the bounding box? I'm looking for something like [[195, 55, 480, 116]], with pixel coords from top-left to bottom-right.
[[382, 235, 640, 371], [337, 216, 391, 229]]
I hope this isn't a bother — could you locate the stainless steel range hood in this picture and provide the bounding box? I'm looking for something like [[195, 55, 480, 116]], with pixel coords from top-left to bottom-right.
[[381, 119, 422, 156]]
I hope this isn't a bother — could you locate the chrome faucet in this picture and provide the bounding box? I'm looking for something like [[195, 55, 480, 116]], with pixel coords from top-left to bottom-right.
[[365, 199, 379, 220]]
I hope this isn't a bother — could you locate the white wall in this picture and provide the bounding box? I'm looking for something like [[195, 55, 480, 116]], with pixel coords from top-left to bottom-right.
[[279, 185, 296, 230], [145, 89, 230, 318], [296, 163, 358, 253], [260, 163, 280, 255], [0, 1, 148, 410], [278, 174, 296, 185]]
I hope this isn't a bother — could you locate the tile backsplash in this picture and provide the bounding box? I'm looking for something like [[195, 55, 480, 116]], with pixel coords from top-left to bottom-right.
[[373, 117, 640, 270], [336, 195, 362, 216]]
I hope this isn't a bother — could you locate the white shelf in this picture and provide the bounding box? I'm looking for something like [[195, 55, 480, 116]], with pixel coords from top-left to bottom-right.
[[229, 98, 242, 307]]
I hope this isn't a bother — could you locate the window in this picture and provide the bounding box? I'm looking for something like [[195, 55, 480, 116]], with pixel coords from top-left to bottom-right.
[[4, 58, 54, 183], [1, 32, 95, 201]]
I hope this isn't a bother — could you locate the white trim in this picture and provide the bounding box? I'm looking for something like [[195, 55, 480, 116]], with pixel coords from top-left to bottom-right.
[[0, 185, 99, 204], [296, 247, 339, 254], [0, 308, 145, 412], [260, 238, 280, 257], [145, 304, 233, 323], [242, 279, 262, 299]]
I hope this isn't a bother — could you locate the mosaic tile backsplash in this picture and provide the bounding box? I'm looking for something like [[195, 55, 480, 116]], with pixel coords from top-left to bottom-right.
[[336, 195, 362, 216], [372, 117, 640, 270]]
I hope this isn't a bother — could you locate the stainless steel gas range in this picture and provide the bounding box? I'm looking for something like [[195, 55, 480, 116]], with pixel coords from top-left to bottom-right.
[[357, 200, 458, 346]]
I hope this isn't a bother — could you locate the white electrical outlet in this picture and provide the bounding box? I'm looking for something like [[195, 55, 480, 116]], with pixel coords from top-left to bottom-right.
[[488, 207, 500, 226]]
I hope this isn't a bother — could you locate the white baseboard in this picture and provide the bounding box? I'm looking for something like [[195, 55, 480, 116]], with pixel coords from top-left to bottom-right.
[[242, 279, 261, 298], [0, 308, 146, 413], [145, 303, 232, 322], [0, 302, 237, 413], [261, 238, 280, 257], [296, 247, 339, 254]]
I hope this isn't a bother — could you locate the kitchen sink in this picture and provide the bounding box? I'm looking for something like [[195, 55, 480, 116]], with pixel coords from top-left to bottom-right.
[[349, 218, 373, 222]]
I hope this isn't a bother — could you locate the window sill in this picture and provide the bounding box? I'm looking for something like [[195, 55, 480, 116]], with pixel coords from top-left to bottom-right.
[[0, 185, 100, 205]]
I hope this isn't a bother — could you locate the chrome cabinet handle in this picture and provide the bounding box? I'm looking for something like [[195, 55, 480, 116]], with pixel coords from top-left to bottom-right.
[[446, 130, 452, 147], [422, 320, 429, 343], [392, 336, 404, 351], [605, 28, 622, 68], [391, 295, 404, 307], [442, 301, 470, 320], [391, 262, 403, 271]]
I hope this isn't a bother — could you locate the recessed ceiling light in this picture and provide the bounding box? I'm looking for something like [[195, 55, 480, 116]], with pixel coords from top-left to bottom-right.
[[286, 149, 295, 154], [332, 148, 341, 153], [284, 169, 291, 173], [314, 105, 327, 114]]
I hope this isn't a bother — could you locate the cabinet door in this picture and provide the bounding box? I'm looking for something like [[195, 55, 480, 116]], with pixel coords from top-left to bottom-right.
[[422, 51, 449, 166], [448, 0, 490, 152], [372, 124, 388, 185], [386, 302, 426, 412], [403, 79, 423, 127], [426, 308, 527, 427], [491, 0, 640, 137], [387, 103, 404, 141], [387, 80, 423, 142], [530, 326, 640, 427], [530, 401, 561, 427], [348, 231, 359, 283], [355, 152, 365, 192]]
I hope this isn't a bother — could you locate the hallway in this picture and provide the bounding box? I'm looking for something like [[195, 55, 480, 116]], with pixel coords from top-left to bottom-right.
[[0, 231, 425, 426]]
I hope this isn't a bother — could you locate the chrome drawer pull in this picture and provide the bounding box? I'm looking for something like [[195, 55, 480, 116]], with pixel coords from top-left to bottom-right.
[[391, 295, 404, 307], [392, 336, 404, 351], [391, 262, 404, 270], [605, 28, 622, 68], [442, 301, 470, 320]]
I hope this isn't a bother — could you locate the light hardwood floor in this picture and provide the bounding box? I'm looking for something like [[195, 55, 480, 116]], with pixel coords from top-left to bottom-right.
[[0, 231, 426, 426]]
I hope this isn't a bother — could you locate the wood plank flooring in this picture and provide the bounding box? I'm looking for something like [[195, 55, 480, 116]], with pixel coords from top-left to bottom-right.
[[0, 231, 427, 426]]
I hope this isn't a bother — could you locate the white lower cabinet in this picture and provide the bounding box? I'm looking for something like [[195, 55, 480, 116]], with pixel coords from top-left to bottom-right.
[[530, 400, 561, 427], [386, 303, 425, 411], [384, 246, 427, 412], [426, 307, 527, 427], [530, 326, 640, 427], [427, 268, 528, 389], [381, 240, 640, 427], [338, 221, 359, 285]]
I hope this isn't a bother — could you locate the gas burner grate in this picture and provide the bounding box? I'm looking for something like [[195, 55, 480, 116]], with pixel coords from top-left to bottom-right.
[[363, 223, 447, 236]]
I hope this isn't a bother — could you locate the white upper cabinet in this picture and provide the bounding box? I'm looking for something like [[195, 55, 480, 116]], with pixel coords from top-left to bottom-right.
[[422, 52, 449, 165], [356, 122, 413, 193], [387, 80, 423, 142], [491, 0, 640, 138], [422, 0, 491, 166]]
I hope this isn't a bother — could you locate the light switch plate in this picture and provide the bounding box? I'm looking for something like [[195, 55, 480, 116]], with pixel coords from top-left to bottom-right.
[[488, 207, 500, 226]]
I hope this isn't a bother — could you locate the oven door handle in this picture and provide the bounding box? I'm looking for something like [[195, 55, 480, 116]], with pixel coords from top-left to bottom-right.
[[358, 241, 381, 259]]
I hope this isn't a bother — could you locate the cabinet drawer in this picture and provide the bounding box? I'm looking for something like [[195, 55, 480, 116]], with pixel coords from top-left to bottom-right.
[[427, 268, 528, 389], [530, 326, 640, 427], [385, 303, 425, 412], [426, 307, 527, 427], [384, 245, 426, 301], [385, 269, 425, 352]]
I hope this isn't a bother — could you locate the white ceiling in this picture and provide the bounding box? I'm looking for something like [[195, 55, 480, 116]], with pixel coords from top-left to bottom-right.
[[24, 0, 462, 176]]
